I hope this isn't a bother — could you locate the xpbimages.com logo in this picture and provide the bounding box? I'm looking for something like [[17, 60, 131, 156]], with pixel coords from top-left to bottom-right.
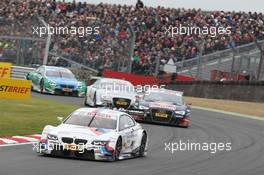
[[164, 25, 232, 38], [164, 140, 232, 154], [32, 25, 100, 38]]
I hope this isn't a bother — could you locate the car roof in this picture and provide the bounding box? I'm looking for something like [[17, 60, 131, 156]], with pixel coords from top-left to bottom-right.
[[98, 78, 133, 86], [149, 88, 183, 96], [43, 66, 71, 72]]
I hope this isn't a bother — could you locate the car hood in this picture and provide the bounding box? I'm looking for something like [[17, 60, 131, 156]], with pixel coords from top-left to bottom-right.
[[47, 77, 79, 86], [49, 124, 115, 141], [140, 100, 187, 111]]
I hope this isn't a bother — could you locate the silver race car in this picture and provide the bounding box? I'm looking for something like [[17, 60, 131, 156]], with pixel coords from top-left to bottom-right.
[[36, 108, 148, 161], [84, 78, 138, 110]]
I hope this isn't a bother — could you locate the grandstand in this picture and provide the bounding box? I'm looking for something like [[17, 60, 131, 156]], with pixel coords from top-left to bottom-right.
[[177, 40, 264, 80], [0, 0, 263, 80]]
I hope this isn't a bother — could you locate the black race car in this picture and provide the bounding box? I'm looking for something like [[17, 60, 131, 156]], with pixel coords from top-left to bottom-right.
[[127, 89, 191, 128]]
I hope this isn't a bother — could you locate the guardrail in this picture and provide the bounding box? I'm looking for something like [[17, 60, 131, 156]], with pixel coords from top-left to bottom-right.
[[11, 66, 35, 79], [167, 80, 264, 102]]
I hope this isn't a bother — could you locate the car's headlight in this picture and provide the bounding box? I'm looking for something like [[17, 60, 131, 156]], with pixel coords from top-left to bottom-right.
[[101, 94, 107, 100], [92, 140, 109, 146], [48, 80, 56, 86], [47, 134, 58, 140], [175, 111, 186, 115], [77, 82, 82, 89], [138, 105, 149, 110]]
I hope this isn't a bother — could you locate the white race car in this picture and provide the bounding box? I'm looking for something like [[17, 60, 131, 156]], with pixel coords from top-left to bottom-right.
[[84, 78, 138, 109], [36, 108, 148, 161]]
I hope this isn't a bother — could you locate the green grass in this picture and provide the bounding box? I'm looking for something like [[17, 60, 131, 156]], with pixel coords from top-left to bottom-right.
[[0, 97, 79, 136]]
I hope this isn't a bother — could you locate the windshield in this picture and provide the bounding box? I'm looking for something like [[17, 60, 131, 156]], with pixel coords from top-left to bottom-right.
[[144, 92, 184, 105], [46, 70, 60, 77], [98, 83, 135, 93], [61, 71, 75, 79], [45, 69, 75, 79], [89, 116, 117, 129], [64, 111, 117, 129]]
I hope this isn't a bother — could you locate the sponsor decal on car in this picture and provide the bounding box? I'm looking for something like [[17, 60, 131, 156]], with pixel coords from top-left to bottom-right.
[[64, 143, 84, 151], [62, 88, 73, 92], [149, 102, 176, 111], [155, 112, 168, 118], [89, 127, 111, 136], [116, 99, 128, 106]]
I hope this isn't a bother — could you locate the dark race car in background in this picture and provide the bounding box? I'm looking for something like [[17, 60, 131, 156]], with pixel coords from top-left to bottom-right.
[[26, 66, 86, 97], [128, 89, 191, 128]]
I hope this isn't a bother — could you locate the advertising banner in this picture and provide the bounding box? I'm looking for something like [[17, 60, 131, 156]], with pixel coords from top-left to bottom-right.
[[0, 62, 12, 78], [0, 78, 31, 100]]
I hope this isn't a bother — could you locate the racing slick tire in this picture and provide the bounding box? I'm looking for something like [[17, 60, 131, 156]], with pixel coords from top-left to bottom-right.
[[71, 91, 79, 97], [40, 79, 44, 94], [84, 96, 89, 106], [93, 93, 97, 107], [139, 132, 147, 157], [113, 137, 122, 161]]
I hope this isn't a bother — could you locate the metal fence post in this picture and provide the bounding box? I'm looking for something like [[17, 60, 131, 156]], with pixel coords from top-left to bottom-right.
[[127, 25, 136, 73], [154, 53, 161, 76], [16, 40, 21, 65], [257, 51, 263, 80], [254, 40, 264, 80], [230, 47, 236, 80], [43, 30, 51, 65], [196, 40, 204, 79], [39, 18, 51, 65]]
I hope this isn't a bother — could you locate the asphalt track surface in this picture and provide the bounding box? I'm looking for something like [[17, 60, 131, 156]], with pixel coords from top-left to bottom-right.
[[0, 92, 264, 175]]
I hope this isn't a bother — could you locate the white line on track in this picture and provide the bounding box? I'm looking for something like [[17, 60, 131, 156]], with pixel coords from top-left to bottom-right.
[[192, 106, 264, 121], [12, 136, 39, 142], [0, 142, 36, 148], [0, 138, 18, 144]]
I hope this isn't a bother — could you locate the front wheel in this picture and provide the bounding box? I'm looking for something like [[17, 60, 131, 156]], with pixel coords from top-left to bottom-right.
[[93, 93, 97, 106], [139, 132, 147, 157], [84, 96, 89, 106], [113, 137, 122, 161], [40, 79, 44, 94]]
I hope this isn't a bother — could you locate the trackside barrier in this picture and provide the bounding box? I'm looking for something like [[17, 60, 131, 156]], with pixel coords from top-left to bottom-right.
[[102, 69, 158, 86], [210, 70, 247, 81], [166, 80, 264, 102], [11, 66, 36, 80], [157, 73, 195, 84], [102, 69, 195, 86], [0, 64, 32, 100]]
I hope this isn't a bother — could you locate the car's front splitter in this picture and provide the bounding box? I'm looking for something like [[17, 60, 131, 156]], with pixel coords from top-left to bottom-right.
[[37, 141, 116, 161]]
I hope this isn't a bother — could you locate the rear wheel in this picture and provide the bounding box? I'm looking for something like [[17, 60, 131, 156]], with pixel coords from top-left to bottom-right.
[[139, 132, 147, 157]]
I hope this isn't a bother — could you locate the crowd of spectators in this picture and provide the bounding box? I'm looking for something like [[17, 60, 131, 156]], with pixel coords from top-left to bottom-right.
[[0, 0, 264, 75]]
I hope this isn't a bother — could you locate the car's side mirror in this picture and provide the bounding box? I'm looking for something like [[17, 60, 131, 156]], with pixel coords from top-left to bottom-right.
[[124, 124, 130, 128], [57, 117, 64, 123]]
